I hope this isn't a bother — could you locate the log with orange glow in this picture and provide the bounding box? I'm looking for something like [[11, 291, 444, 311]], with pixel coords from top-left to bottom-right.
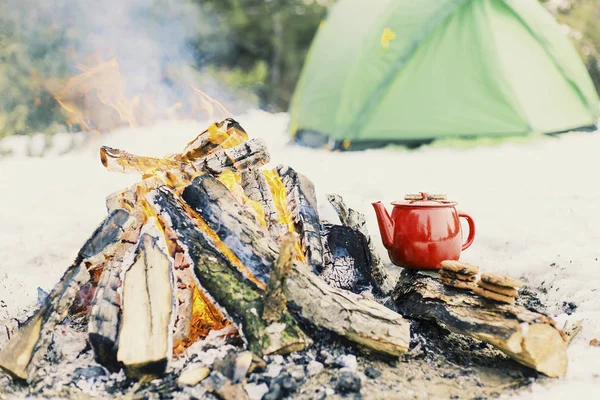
[[174, 118, 248, 162], [148, 186, 312, 356]]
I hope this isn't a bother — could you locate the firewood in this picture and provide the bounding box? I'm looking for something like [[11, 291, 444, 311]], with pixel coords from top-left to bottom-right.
[[148, 187, 312, 357], [275, 165, 324, 273], [393, 272, 568, 378], [116, 226, 175, 380], [0, 209, 130, 381], [175, 118, 248, 162], [100, 138, 269, 178], [241, 168, 288, 240], [263, 232, 297, 323], [179, 176, 410, 357], [320, 223, 372, 293], [326, 194, 393, 295]]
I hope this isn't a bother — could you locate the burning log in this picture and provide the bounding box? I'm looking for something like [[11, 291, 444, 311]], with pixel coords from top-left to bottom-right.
[[149, 186, 312, 357], [275, 165, 324, 273], [320, 223, 372, 294], [100, 138, 270, 178], [0, 209, 130, 381], [241, 168, 288, 240], [175, 118, 248, 162], [326, 194, 393, 295], [179, 175, 410, 356], [263, 232, 297, 323], [393, 272, 568, 378], [117, 228, 175, 379]]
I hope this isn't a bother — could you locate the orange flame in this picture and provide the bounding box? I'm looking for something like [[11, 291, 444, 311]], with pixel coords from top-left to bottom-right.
[[190, 85, 231, 122], [217, 170, 267, 228], [52, 56, 140, 133]]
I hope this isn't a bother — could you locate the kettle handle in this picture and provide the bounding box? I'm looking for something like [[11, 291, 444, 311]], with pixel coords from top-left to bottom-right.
[[458, 211, 476, 251]]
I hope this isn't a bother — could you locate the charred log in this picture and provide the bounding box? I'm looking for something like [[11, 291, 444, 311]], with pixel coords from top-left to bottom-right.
[[178, 176, 410, 356], [326, 194, 393, 295], [393, 271, 568, 378], [116, 229, 175, 380], [0, 209, 130, 381], [149, 187, 311, 357], [276, 165, 323, 273], [320, 223, 372, 294]]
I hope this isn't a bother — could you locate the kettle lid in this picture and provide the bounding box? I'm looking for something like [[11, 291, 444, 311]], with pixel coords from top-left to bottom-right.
[[391, 192, 457, 207]]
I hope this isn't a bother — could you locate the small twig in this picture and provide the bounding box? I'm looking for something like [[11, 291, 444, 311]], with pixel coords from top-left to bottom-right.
[[262, 232, 297, 323]]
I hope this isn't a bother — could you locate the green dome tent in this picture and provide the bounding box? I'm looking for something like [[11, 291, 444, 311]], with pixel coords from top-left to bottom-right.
[[287, 0, 600, 150]]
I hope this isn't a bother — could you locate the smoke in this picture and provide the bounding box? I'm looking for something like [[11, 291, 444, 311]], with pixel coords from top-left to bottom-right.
[[2, 0, 256, 131]]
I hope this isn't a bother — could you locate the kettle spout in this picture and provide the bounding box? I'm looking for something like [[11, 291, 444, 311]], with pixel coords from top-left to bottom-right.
[[371, 201, 394, 249]]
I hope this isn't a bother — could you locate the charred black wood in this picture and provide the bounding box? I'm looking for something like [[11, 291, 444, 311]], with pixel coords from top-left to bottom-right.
[[276, 165, 323, 273], [320, 223, 372, 294], [182, 175, 276, 284]]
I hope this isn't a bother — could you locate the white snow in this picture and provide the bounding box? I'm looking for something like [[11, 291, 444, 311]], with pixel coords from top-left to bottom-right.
[[1, 110, 599, 397]]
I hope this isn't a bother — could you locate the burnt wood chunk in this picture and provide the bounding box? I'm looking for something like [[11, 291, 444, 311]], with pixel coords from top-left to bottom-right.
[[326, 194, 393, 295], [0, 209, 130, 381], [276, 165, 323, 273], [148, 187, 311, 357], [320, 223, 372, 294], [174, 176, 409, 356], [117, 229, 175, 380], [241, 168, 288, 240], [393, 272, 568, 378]]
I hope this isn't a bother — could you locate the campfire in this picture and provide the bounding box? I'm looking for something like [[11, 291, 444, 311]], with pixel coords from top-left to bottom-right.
[[0, 119, 575, 396]]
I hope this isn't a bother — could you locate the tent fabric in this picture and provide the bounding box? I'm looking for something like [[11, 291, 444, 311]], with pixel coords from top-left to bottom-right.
[[288, 0, 600, 147]]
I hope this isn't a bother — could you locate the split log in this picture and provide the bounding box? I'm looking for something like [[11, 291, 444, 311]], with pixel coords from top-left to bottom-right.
[[393, 272, 568, 378], [0, 209, 130, 381], [263, 232, 297, 322], [320, 223, 372, 294], [148, 187, 311, 357], [276, 165, 324, 273], [241, 168, 288, 240], [116, 226, 175, 380], [180, 175, 410, 356], [326, 194, 393, 295], [100, 138, 269, 178]]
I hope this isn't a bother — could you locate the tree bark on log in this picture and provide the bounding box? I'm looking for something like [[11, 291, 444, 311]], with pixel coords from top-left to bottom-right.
[[117, 228, 175, 380], [0, 209, 130, 381], [179, 176, 410, 357], [326, 194, 393, 295], [393, 271, 568, 378], [148, 187, 311, 357], [276, 165, 323, 273]]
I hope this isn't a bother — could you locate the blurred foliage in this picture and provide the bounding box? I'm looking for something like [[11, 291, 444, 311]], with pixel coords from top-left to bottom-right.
[[542, 0, 600, 95], [0, 0, 599, 139]]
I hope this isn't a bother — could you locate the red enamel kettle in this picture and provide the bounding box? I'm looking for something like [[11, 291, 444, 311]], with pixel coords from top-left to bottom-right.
[[372, 193, 475, 270]]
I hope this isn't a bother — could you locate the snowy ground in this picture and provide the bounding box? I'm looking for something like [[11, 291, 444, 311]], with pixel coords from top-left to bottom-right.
[[1, 110, 599, 398]]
